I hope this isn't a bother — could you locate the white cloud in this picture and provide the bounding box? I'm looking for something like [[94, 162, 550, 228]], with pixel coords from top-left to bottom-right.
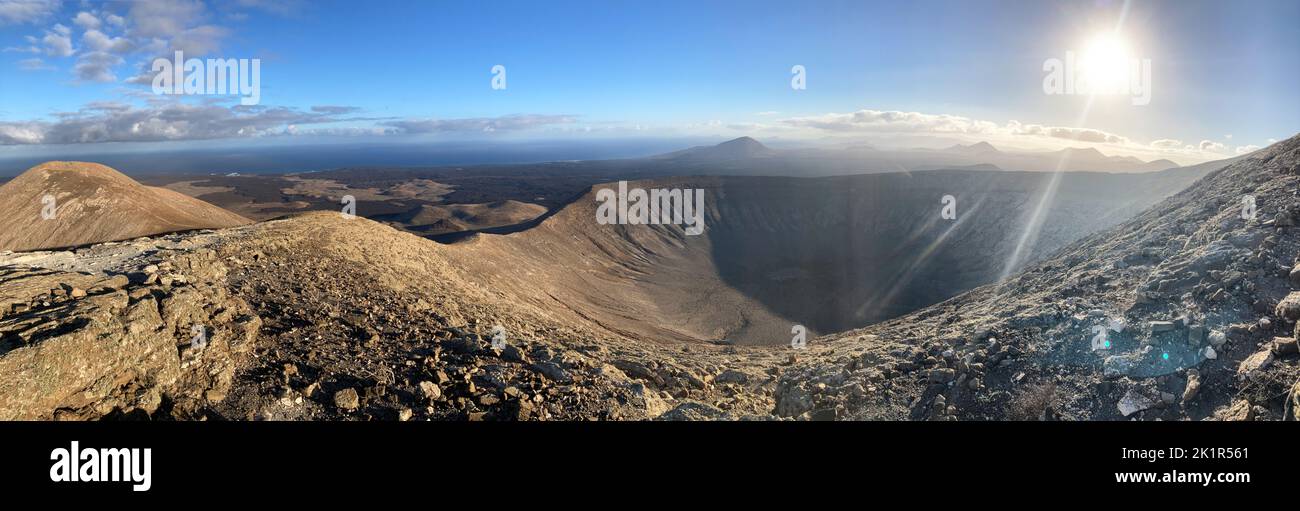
[[1199, 140, 1225, 152], [82, 29, 132, 53], [309, 105, 362, 114], [771, 107, 1245, 163], [167, 24, 228, 55], [14, 0, 248, 83], [234, 0, 305, 16], [72, 11, 100, 30], [0, 122, 45, 144], [0, 102, 574, 145], [17, 56, 51, 70], [128, 0, 207, 39], [726, 122, 778, 131], [783, 109, 1000, 134], [382, 114, 577, 134], [780, 109, 1137, 146], [40, 26, 72, 56], [1235, 145, 1260, 155], [73, 51, 122, 82], [0, 0, 59, 25], [1006, 122, 1130, 144], [3, 42, 40, 53], [283, 125, 395, 137], [0, 101, 376, 144]]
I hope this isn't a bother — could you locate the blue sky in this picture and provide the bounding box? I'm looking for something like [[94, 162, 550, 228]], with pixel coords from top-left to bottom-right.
[[0, 0, 1296, 163]]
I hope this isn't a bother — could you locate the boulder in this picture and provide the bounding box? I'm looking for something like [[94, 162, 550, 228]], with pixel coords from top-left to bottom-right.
[[928, 368, 956, 383], [628, 383, 670, 418], [418, 381, 442, 401], [1237, 350, 1274, 380], [1276, 291, 1300, 321], [1118, 389, 1156, 417], [333, 388, 360, 410], [1103, 355, 1137, 378], [1270, 336, 1298, 355], [1150, 321, 1177, 333], [530, 361, 570, 382], [595, 363, 629, 382], [714, 369, 750, 385], [657, 401, 726, 421], [1181, 370, 1202, 404], [774, 382, 814, 417], [1208, 329, 1227, 347], [1216, 399, 1253, 421]]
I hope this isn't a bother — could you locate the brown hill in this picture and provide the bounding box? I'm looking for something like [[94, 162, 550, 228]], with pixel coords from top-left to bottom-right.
[[0, 162, 250, 252]]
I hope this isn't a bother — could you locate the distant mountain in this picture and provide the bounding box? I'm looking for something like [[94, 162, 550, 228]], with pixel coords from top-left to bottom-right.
[[655, 136, 776, 161], [1142, 159, 1180, 171], [920, 142, 1179, 173], [1041, 147, 1181, 172], [944, 141, 1001, 154], [1054, 147, 1107, 160], [0, 161, 250, 252]]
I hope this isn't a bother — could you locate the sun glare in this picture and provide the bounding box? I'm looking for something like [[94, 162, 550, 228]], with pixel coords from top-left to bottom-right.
[[1081, 33, 1133, 93]]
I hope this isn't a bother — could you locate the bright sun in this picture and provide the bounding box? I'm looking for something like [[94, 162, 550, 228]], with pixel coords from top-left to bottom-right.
[[1081, 33, 1133, 92]]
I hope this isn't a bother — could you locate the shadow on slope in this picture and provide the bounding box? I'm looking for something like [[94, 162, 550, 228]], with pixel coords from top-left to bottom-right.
[[442, 165, 1219, 346]]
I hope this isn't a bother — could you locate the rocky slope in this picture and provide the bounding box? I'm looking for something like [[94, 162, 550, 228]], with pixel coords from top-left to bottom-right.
[[0, 213, 791, 420], [0, 230, 261, 419], [774, 134, 1300, 421], [0, 162, 250, 252]]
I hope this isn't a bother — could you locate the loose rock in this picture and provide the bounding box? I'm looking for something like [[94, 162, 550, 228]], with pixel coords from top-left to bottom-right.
[[333, 388, 360, 410]]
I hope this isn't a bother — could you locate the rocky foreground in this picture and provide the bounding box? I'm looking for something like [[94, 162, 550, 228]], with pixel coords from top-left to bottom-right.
[[0, 215, 788, 420], [2, 135, 1300, 421]]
